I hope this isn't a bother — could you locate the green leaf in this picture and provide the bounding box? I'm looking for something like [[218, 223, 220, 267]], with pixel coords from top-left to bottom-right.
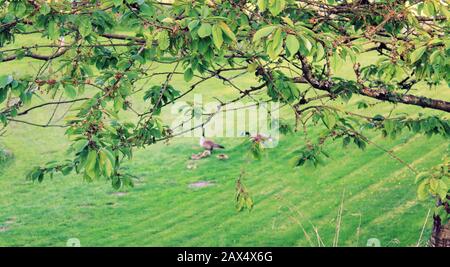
[[357, 101, 368, 109], [103, 148, 116, 167], [247, 62, 258, 72], [71, 139, 88, 154], [430, 178, 438, 191], [64, 84, 77, 99], [417, 180, 429, 200], [141, 4, 155, 17], [315, 42, 325, 61], [265, 29, 284, 59], [299, 35, 312, 53], [198, 23, 212, 38], [211, 24, 223, 48], [267, 39, 283, 60], [285, 35, 299, 56], [384, 120, 395, 135], [0, 75, 13, 88], [268, 0, 286, 16], [158, 30, 170, 50], [184, 68, 194, 82], [117, 59, 131, 70], [114, 96, 124, 112], [0, 90, 8, 104], [437, 179, 449, 200], [429, 50, 442, 64], [61, 166, 73, 176], [424, 1, 436, 16], [11, 1, 27, 17], [99, 149, 113, 177], [218, 22, 236, 42], [322, 110, 336, 129], [272, 28, 282, 50], [188, 20, 200, 31], [257, 0, 267, 11], [78, 17, 92, 38], [410, 46, 427, 64], [415, 172, 429, 184], [85, 149, 98, 179], [282, 16, 294, 27], [253, 25, 277, 42], [13, 50, 25, 60], [48, 20, 58, 40], [330, 52, 342, 71]]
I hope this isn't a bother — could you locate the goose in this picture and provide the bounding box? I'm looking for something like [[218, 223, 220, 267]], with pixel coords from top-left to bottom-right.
[[200, 136, 225, 151]]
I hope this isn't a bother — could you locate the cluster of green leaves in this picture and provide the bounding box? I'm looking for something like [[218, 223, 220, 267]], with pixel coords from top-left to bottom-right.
[[91, 47, 120, 70], [360, 64, 406, 88], [383, 116, 450, 139], [264, 70, 300, 103], [362, 115, 450, 139], [252, 19, 315, 60], [33, 2, 115, 41], [277, 119, 294, 135], [323, 113, 368, 150], [136, 1, 241, 80], [0, 0, 448, 198], [0, 74, 31, 123], [409, 39, 450, 86], [0, 13, 19, 47], [361, 34, 450, 88], [257, 0, 286, 16], [245, 138, 266, 160], [330, 78, 361, 103], [28, 117, 139, 189], [339, 132, 367, 151], [133, 117, 166, 147], [293, 105, 450, 186], [294, 144, 329, 168], [181, 15, 237, 74], [235, 173, 254, 212], [293, 108, 372, 167], [416, 153, 450, 223], [143, 84, 180, 114]]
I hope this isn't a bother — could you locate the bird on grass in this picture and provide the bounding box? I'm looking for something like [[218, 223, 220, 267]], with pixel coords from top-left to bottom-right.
[[199, 129, 225, 152], [199, 136, 225, 152]]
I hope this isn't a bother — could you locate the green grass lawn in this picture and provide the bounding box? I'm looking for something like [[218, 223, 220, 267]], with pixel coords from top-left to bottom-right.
[[0, 35, 448, 247]]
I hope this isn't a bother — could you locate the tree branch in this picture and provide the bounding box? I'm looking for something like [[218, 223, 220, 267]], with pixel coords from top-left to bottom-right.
[[297, 55, 450, 113]]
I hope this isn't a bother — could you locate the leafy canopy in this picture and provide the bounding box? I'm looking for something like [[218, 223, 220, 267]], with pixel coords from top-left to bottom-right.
[[0, 0, 449, 209]]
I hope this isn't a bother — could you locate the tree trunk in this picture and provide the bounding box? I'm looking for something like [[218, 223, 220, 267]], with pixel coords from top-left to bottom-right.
[[429, 215, 450, 247]]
